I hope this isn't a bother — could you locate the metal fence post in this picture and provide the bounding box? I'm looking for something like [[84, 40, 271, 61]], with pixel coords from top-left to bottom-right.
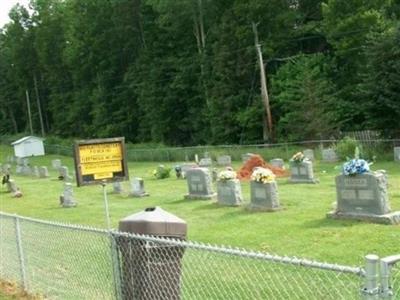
[[362, 254, 380, 300], [14, 216, 28, 291], [380, 254, 400, 299], [110, 232, 122, 300]]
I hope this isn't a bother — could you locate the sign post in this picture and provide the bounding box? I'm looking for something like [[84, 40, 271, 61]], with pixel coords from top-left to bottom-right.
[[73, 137, 129, 228]]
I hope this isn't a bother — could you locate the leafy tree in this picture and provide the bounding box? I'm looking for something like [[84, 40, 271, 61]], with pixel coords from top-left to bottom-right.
[[272, 54, 340, 141]]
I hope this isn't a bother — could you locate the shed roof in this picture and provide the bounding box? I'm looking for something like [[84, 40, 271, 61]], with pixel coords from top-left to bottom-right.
[[11, 136, 44, 146]]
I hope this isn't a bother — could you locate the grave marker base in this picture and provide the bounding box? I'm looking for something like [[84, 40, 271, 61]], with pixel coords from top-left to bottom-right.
[[287, 178, 319, 184], [184, 193, 216, 200], [130, 192, 150, 198], [326, 210, 400, 225], [247, 204, 282, 212]]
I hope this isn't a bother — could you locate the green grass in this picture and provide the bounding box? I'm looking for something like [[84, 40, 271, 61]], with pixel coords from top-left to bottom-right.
[[1, 144, 399, 268]]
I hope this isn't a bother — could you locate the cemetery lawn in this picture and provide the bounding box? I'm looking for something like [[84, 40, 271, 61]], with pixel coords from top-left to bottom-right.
[[1, 145, 399, 267]]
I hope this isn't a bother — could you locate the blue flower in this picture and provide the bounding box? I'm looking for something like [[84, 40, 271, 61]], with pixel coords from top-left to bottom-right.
[[342, 159, 370, 176]]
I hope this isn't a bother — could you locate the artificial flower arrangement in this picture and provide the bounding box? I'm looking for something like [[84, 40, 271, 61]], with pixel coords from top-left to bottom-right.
[[342, 147, 372, 176], [290, 152, 307, 163], [217, 170, 237, 182], [251, 167, 276, 184]]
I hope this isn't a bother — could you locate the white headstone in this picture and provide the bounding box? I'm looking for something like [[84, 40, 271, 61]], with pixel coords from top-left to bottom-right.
[[60, 183, 77, 207], [130, 178, 149, 197]]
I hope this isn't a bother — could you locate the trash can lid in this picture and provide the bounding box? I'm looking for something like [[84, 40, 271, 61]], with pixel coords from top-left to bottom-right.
[[119, 207, 187, 238]]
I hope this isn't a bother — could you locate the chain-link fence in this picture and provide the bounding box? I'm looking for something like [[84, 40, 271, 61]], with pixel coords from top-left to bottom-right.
[[43, 139, 400, 162], [1, 212, 399, 299]]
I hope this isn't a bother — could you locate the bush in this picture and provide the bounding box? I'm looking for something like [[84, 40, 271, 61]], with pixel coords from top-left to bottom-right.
[[153, 165, 171, 179], [336, 137, 362, 160]]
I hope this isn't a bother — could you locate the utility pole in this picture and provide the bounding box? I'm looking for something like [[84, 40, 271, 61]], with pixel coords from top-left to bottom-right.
[[252, 22, 273, 142], [34, 74, 45, 137], [25, 90, 33, 135]]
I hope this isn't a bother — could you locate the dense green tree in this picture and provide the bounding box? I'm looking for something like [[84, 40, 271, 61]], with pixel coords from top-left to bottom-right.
[[0, 0, 399, 144], [272, 54, 340, 141]]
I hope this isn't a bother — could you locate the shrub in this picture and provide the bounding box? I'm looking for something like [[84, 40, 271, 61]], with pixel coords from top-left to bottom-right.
[[336, 137, 362, 160]]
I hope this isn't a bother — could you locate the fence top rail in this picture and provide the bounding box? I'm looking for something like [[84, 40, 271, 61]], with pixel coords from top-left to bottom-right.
[[0, 211, 365, 276], [43, 139, 400, 153]]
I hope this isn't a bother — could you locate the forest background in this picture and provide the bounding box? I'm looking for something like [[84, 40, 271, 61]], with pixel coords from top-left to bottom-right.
[[0, 0, 399, 146]]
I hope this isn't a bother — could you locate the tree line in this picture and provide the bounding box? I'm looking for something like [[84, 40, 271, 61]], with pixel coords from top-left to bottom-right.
[[0, 0, 399, 145]]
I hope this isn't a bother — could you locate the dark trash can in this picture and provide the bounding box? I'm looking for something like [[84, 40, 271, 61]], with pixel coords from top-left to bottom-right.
[[118, 207, 187, 300]]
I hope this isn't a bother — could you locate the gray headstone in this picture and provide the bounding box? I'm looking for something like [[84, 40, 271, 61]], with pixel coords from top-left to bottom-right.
[[181, 163, 198, 179], [15, 165, 23, 175], [270, 158, 284, 169], [394, 147, 400, 162], [6, 155, 14, 164], [199, 158, 212, 167], [112, 181, 123, 194], [303, 149, 315, 161], [22, 158, 29, 166], [21, 159, 31, 175], [39, 166, 49, 178], [217, 179, 243, 206], [184, 168, 216, 200], [33, 166, 40, 177], [322, 148, 338, 162], [130, 178, 149, 197], [2, 163, 11, 174], [60, 183, 77, 207], [217, 155, 232, 166], [249, 181, 280, 211], [52, 159, 62, 170], [242, 153, 255, 163], [335, 172, 390, 215], [59, 166, 72, 181], [6, 179, 18, 193], [288, 161, 319, 184], [327, 172, 400, 224]]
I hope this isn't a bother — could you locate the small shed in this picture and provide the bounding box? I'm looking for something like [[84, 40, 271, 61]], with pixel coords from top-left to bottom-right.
[[11, 136, 45, 158]]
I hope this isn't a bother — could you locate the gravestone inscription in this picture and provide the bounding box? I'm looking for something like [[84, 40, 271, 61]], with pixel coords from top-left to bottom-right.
[[327, 172, 400, 224]]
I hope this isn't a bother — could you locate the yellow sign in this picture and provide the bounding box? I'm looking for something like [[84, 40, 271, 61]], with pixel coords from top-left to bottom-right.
[[74, 137, 129, 186], [80, 160, 122, 176], [79, 143, 122, 163]]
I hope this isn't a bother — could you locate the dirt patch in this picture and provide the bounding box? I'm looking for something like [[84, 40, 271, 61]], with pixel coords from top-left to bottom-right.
[[237, 154, 289, 180], [0, 280, 43, 300]]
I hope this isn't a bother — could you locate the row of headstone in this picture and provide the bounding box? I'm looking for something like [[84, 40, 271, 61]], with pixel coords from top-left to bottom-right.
[[110, 178, 149, 197], [184, 168, 281, 211]]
